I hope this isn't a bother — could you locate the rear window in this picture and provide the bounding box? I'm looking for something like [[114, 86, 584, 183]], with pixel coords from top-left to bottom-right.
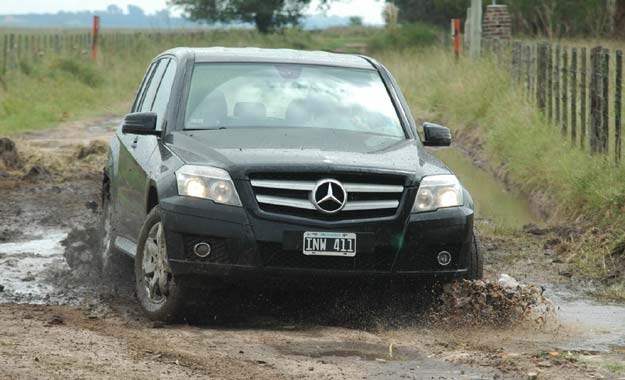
[[184, 63, 405, 138]]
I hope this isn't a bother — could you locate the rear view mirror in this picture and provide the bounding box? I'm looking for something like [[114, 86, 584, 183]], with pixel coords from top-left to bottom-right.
[[422, 122, 451, 147], [122, 112, 159, 136]]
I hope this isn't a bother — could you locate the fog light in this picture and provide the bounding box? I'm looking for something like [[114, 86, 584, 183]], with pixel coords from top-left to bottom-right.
[[193, 242, 212, 258], [437, 251, 452, 266]]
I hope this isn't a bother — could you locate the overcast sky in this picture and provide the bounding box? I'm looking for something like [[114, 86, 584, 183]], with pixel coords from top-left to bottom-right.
[[0, 0, 385, 24]]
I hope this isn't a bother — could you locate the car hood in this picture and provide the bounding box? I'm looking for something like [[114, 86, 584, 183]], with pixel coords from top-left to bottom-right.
[[166, 128, 450, 183]]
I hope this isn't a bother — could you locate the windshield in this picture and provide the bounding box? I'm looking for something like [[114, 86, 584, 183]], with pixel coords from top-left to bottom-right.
[[184, 63, 405, 138]]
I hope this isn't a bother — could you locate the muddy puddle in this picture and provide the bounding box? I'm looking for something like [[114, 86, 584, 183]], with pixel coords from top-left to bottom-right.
[[0, 229, 74, 304], [549, 286, 625, 352]]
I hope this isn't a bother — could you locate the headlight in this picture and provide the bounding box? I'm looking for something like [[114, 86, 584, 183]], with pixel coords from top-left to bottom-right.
[[412, 175, 463, 213], [175, 165, 242, 206]]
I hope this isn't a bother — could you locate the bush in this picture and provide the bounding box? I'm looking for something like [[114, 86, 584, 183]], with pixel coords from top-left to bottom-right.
[[368, 23, 440, 51]]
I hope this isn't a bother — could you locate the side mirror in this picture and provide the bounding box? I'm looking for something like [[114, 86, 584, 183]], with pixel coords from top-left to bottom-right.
[[422, 122, 451, 147], [121, 112, 159, 136]]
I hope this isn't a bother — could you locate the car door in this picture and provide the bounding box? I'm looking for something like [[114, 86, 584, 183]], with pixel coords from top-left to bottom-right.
[[123, 57, 179, 241], [116, 59, 168, 242]]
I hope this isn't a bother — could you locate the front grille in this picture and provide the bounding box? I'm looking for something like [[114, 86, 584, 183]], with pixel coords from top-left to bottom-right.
[[259, 242, 395, 272], [249, 173, 406, 221]]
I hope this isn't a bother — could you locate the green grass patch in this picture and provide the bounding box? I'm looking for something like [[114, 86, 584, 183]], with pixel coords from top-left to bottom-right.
[[377, 47, 625, 279], [604, 362, 625, 373], [380, 48, 625, 220], [593, 283, 625, 303], [368, 23, 441, 52]]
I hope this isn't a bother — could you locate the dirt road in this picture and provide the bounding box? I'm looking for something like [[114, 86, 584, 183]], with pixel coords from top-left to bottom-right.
[[1, 117, 624, 380]]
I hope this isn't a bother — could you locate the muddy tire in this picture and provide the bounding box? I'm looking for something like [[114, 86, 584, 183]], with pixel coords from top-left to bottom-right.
[[135, 206, 186, 322], [466, 228, 484, 280]]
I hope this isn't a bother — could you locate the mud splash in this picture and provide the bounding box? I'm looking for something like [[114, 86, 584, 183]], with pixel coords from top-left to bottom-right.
[[429, 278, 556, 328], [61, 226, 102, 276]]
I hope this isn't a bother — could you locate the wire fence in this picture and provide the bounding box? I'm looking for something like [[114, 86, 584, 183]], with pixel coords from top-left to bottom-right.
[[0, 30, 224, 76], [484, 38, 625, 163], [3, 30, 624, 163], [1, 31, 92, 75]]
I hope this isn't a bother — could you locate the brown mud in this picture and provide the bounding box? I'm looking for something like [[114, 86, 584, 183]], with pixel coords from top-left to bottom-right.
[[1, 117, 624, 380]]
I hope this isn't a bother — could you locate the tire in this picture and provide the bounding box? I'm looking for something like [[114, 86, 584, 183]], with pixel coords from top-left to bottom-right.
[[466, 227, 484, 280], [135, 206, 186, 322]]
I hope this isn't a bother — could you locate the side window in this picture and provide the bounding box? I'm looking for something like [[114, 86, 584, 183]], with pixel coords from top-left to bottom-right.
[[150, 59, 177, 131], [132, 62, 156, 112], [139, 58, 168, 113]]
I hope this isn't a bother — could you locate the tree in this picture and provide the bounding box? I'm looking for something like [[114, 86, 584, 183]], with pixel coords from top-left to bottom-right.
[[349, 16, 363, 26], [106, 5, 124, 15], [390, 0, 466, 27], [127, 4, 146, 17], [388, 0, 615, 38], [170, 0, 330, 33]]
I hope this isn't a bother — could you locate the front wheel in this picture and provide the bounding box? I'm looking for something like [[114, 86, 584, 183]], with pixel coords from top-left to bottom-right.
[[135, 206, 186, 322]]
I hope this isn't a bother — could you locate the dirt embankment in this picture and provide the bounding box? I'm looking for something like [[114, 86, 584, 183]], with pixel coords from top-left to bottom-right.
[[1, 117, 624, 380], [451, 126, 625, 298]]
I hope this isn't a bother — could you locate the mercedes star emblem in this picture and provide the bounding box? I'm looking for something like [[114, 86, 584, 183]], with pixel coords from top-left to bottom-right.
[[311, 179, 347, 214]]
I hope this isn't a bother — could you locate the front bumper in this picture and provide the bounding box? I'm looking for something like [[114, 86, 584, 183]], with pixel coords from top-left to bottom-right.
[[160, 195, 474, 282]]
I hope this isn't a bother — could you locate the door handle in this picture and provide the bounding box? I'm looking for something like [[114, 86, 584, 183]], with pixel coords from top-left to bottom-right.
[[131, 137, 138, 149]]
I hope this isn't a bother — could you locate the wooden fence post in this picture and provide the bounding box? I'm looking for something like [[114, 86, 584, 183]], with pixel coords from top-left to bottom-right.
[[92, 16, 100, 63], [16, 34, 22, 64], [590, 47, 602, 154], [547, 44, 553, 122], [562, 48, 569, 136], [616, 50, 622, 163], [536, 43, 548, 112], [23, 35, 30, 64], [581, 48, 587, 149], [555, 45, 561, 126], [571, 48, 578, 144], [526, 44, 531, 99], [513, 42, 521, 82], [8, 34, 16, 70], [2, 34, 7, 75], [528, 44, 536, 100], [601, 49, 610, 154]]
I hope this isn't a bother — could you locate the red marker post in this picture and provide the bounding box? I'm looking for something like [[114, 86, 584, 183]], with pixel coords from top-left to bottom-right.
[[92, 15, 100, 63], [451, 18, 461, 59]]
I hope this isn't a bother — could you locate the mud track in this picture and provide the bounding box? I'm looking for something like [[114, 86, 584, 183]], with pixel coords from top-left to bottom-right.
[[1, 117, 624, 380]]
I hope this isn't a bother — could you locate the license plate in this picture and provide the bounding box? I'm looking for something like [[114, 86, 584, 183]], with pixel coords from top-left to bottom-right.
[[303, 232, 356, 257]]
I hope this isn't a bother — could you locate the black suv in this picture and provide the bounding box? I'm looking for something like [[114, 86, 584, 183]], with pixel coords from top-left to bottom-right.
[[101, 47, 482, 321]]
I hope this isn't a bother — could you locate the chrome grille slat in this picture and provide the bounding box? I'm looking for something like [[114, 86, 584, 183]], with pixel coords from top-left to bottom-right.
[[343, 200, 399, 211], [250, 175, 405, 218], [343, 183, 403, 193], [256, 195, 316, 210], [250, 179, 316, 191]]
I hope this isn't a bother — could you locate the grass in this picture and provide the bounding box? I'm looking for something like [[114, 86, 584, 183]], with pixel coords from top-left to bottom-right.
[[376, 47, 625, 287], [604, 362, 625, 373], [594, 283, 625, 302], [380, 48, 625, 220]]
